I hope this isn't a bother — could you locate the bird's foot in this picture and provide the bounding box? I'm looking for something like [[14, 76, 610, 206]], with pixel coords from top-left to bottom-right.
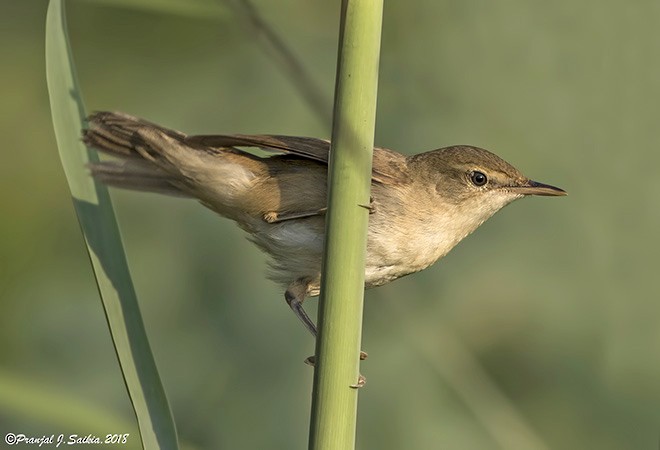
[[358, 197, 376, 214], [304, 351, 368, 387], [304, 351, 368, 366]]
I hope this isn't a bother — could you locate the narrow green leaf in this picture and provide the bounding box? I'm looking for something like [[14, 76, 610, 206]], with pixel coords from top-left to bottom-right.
[[45, 1, 178, 449]]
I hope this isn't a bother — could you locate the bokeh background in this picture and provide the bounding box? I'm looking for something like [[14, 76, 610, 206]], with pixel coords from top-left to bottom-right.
[[2, 1, 659, 449]]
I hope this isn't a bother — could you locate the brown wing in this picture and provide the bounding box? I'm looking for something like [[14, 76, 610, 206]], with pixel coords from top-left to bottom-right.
[[186, 134, 330, 164], [185, 134, 410, 185]]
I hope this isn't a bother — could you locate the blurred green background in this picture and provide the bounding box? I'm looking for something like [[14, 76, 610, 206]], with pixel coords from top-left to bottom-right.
[[2, 1, 659, 449]]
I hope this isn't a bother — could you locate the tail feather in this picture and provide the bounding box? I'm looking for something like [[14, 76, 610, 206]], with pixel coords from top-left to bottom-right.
[[83, 111, 264, 217], [89, 159, 189, 197], [83, 111, 186, 159], [83, 111, 193, 197]]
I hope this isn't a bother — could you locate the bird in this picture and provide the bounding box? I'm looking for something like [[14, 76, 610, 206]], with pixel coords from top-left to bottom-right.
[[83, 111, 566, 342]]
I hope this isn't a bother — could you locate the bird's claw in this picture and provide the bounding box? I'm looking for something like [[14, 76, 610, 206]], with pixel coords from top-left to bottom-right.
[[305, 350, 368, 366], [304, 350, 368, 387], [358, 197, 376, 214], [350, 374, 366, 389]]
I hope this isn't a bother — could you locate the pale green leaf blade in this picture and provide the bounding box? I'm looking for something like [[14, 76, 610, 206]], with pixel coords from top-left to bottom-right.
[[45, 1, 178, 448]]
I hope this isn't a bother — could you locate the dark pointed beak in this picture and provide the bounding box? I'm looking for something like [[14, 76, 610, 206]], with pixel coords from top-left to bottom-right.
[[514, 180, 567, 196]]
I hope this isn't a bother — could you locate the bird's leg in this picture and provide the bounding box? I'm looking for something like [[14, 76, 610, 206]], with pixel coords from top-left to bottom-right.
[[284, 286, 318, 337], [284, 284, 368, 359], [263, 207, 327, 223], [285, 281, 368, 387]]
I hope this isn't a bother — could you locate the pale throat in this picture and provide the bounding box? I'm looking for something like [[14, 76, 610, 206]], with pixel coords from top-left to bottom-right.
[[409, 190, 523, 269]]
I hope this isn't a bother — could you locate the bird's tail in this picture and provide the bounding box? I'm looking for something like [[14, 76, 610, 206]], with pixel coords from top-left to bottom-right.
[[83, 111, 196, 197], [84, 111, 192, 196], [83, 111, 267, 222]]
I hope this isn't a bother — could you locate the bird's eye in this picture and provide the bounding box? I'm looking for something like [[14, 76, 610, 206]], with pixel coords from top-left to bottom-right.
[[470, 171, 488, 186]]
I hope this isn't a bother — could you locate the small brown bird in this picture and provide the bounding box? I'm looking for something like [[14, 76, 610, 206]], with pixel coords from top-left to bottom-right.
[[83, 111, 566, 340]]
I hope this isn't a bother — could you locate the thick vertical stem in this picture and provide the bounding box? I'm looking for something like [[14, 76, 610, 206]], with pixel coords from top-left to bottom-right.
[[308, 1, 383, 449]]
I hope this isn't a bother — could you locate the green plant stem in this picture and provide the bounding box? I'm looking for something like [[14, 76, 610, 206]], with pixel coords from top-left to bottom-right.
[[308, 1, 383, 449], [46, 1, 178, 448]]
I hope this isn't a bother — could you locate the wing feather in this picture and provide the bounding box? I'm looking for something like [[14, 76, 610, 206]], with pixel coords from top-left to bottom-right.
[[185, 134, 410, 185]]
